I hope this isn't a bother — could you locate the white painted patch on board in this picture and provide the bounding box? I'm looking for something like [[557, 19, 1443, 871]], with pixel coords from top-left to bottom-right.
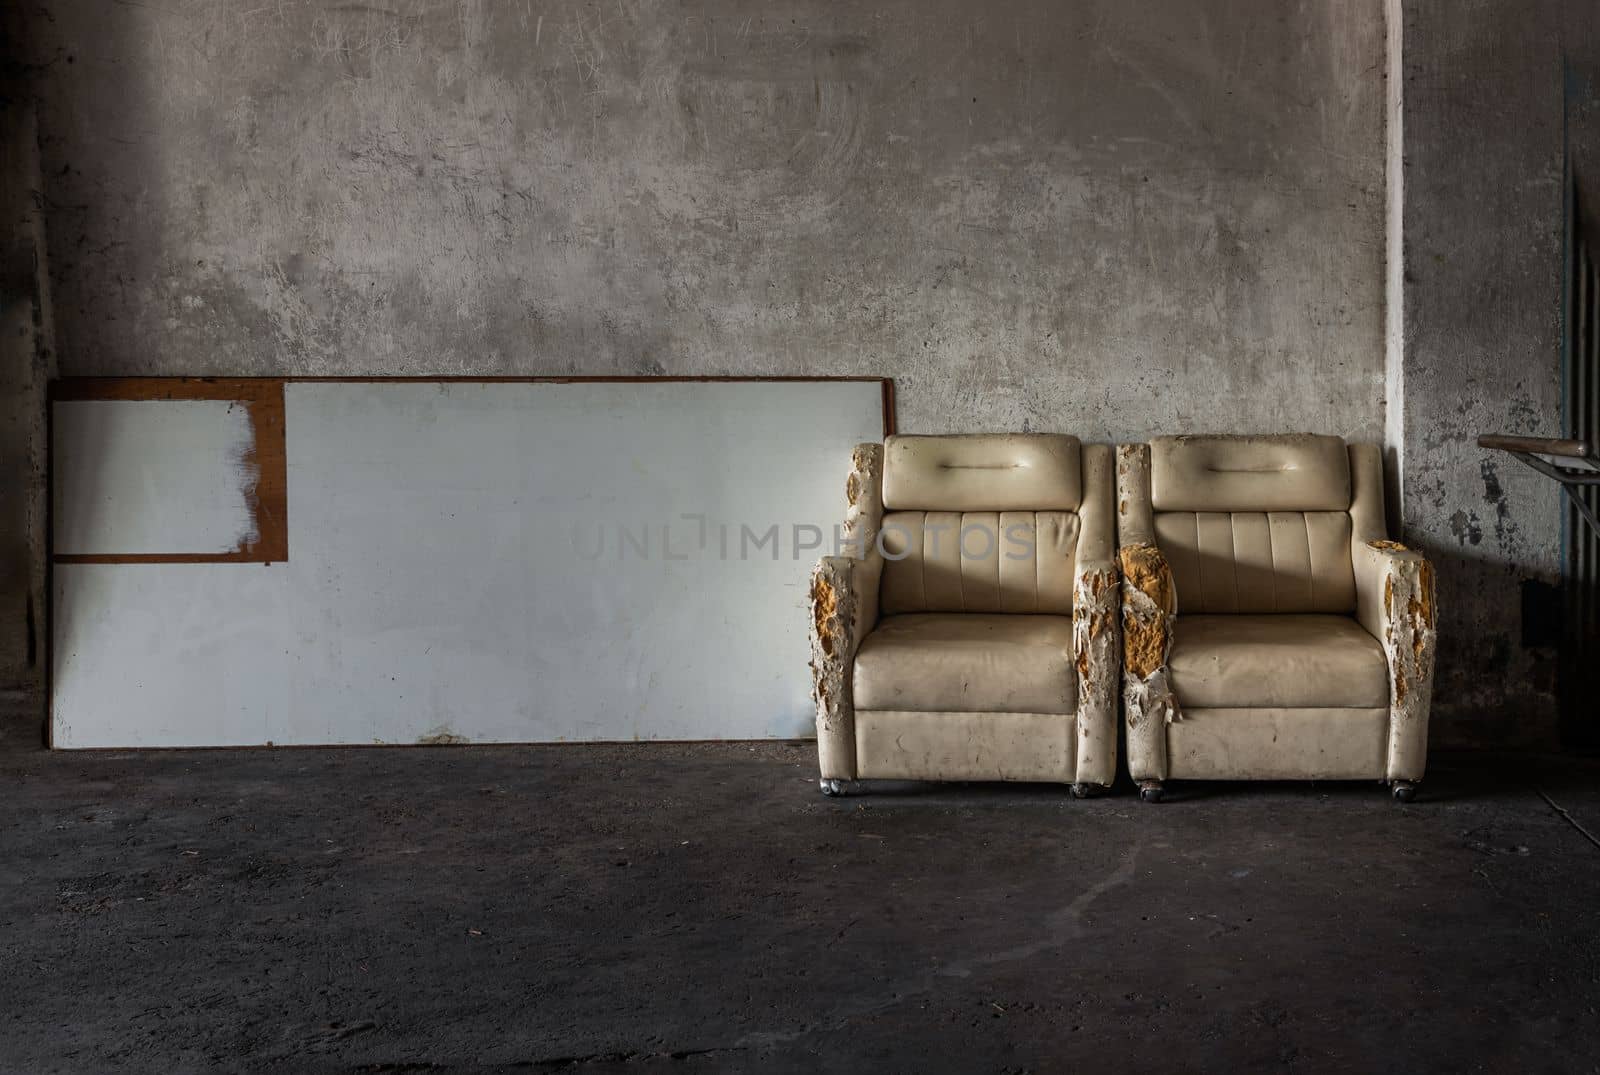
[[53, 399, 259, 556], [52, 380, 884, 747], [52, 562, 292, 748]]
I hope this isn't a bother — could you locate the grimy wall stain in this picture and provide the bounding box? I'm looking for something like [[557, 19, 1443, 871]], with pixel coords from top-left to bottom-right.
[[19, 0, 1386, 440], [1396, 0, 1600, 748]]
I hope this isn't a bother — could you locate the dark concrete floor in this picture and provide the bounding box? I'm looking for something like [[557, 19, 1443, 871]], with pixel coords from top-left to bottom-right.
[[2, 712, 1600, 1074]]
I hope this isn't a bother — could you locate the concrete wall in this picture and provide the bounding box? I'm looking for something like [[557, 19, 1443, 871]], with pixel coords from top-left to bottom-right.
[[14, 0, 1590, 752], [17, 0, 1386, 440], [0, 70, 58, 697], [44, 3, 1553, 740], [1395, 0, 1600, 748]]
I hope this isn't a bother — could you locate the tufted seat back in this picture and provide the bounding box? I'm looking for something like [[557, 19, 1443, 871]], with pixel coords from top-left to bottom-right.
[[877, 434, 1083, 615], [1147, 435, 1356, 615]]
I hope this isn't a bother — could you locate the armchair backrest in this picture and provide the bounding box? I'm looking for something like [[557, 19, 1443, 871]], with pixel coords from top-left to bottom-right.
[[874, 434, 1108, 615], [1126, 435, 1386, 616]]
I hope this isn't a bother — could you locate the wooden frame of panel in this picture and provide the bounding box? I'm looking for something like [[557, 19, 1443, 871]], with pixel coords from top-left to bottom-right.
[[50, 378, 289, 564]]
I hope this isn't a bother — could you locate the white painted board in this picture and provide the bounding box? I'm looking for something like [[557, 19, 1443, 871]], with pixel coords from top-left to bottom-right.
[[52, 380, 884, 747], [53, 563, 293, 747], [53, 399, 260, 555]]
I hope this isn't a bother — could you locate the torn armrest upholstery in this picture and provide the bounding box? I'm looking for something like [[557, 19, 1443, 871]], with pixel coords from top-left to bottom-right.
[[1119, 541, 1177, 782], [1113, 437, 1436, 791], [1072, 558, 1120, 787], [810, 552, 882, 782], [1355, 540, 1438, 782], [811, 443, 885, 782], [813, 437, 1120, 789]]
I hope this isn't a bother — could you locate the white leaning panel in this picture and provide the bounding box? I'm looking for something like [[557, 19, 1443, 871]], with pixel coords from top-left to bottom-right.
[[52, 379, 884, 747], [52, 563, 292, 748], [53, 399, 260, 555]]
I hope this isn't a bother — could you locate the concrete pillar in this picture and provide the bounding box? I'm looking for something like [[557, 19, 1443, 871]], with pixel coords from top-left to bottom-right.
[[1389, 0, 1571, 746], [0, 91, 57, 708]]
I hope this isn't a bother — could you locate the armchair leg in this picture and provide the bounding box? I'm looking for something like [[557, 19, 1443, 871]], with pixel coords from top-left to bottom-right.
[[819, 778, 855, 797], [1138, 779, 1164, 804], [1391, 780, 1418, 803], [1070, 782, 1108, 799]]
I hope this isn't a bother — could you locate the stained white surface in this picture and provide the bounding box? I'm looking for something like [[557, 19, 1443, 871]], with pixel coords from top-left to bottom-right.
[[53, 563, 292, 748], [53, 399, 260, 556], [52, 380, 884, 747]]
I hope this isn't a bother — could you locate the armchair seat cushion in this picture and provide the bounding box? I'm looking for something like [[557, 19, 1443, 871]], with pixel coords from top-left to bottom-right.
[[1168, 614, 1388, 709], [853, 613, 1076, 714]]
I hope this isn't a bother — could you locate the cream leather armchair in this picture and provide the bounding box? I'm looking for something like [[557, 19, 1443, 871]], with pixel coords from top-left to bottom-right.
[[1115, 435, 1437, 802], [809, 434, 1120, 797]]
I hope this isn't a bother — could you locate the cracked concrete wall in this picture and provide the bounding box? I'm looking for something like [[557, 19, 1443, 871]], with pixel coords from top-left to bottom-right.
[[1396, 0, 1600, 747], [16, 0, 1386, 440]]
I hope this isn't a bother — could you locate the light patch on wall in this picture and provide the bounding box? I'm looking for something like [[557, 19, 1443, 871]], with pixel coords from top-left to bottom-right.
[[53, 399, 261, 557]]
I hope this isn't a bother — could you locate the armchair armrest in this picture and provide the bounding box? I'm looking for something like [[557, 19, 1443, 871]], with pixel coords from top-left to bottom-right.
[[809, 553, 882, 780], [1354, 540, 1438, 782], [1072, 559, 1120, 787], [1119, 541, 1179, 782]]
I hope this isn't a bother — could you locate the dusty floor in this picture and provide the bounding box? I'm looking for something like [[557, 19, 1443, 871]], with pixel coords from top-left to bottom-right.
[[2, 713, 1599, 1074]]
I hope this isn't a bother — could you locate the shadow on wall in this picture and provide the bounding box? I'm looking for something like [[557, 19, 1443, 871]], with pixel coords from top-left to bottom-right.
[[2, 7, 158, 705], [1426, 546, 1560, 751], [0, 7, 77, 699], [1409, 441, 1562, 750], [19, 4, 164, 370]]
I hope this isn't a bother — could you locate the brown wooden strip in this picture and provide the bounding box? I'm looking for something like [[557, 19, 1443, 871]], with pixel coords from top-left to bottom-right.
[[1477, 433, 1591, 458], [51, 379, 288, 563], [50, 375, 891, 564]]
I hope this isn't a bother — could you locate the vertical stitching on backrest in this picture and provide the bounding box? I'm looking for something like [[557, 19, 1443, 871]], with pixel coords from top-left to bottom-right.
[[956, 511, 966, 612], [1301, 512, 1314, 611], [972, 511, 994, 613], [1187, 512, 1202, 616], [1033, 513, 1043, 614], [989, 511, 1002, 613], [955, 512, 966, 612], [1227, 513, 1240, 614], [1305, 512, 1323, 611], [1265, 513, 1281, 613], [916, 512, 928, 610]]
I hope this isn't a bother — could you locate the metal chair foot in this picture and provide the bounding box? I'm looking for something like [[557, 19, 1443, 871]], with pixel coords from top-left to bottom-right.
[[1139, 779, 1164, 804], [1391, 780, 1417, 803], [819, 778, 853, 797], [1070, 782, 1107, 799]]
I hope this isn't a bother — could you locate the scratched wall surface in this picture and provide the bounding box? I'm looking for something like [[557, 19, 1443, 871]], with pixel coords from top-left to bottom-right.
[[18, 0, 1386, 440], [1396, 0, 1600, 748]]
